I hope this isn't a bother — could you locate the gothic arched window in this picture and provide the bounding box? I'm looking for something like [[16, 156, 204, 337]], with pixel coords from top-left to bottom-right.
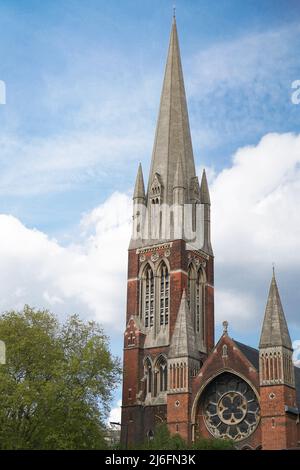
[[154, 355, 167, 396], [158, 262, 169, 326], [196, 268, 205, 334], [150, 173, 161, 204], [187, 264, 196, 308], [187, 264, 196, 328], [222, 344, 228, 357], [144, 357, 153, 395], [141, 265, 154, 328]]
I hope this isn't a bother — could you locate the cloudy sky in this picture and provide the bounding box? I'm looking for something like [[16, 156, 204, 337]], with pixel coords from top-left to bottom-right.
[[0, 0, 300, 420]]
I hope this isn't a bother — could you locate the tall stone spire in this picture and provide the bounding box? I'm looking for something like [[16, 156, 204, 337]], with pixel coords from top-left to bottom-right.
[[259, 270, 292, 349], [147, 17, 196, 205]]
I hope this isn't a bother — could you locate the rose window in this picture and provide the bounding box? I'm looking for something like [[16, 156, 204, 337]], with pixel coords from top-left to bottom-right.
[[217, 392, 247, 424], [203, 372, 260, 441]]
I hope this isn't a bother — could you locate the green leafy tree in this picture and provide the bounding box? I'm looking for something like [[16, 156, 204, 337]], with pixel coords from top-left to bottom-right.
[[0, 306, 121, 449], [134, 423, 234, 450], [136, 424, 187, 450], [192, 436, 234, 450]]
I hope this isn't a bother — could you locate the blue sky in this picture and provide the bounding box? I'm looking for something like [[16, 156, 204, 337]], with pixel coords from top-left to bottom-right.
[[0, 0, 299, 233], [1, 0, 300, 417]]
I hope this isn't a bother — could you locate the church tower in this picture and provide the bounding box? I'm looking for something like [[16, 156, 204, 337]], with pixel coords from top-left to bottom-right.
[[259, 270, 298, 449], [121, 16, 214, 446]]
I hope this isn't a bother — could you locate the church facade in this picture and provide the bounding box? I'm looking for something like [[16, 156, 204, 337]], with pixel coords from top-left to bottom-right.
[[121, 18, 300, 450]]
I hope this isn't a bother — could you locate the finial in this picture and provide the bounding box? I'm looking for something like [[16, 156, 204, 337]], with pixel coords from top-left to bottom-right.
[[272, 263, 275, 278], [222, 320, 228, 335], [173, 4, 176, 20]]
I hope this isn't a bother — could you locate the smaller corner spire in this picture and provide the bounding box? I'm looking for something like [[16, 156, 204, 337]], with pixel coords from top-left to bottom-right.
[[133, 163, 145, 200], [259, 271, 292, 350], [200, 169, 210, 205], [259, 270, 295, 389]]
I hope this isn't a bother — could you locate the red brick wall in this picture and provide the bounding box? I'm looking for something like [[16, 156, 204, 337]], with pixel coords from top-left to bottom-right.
[[205, 283, 214, 352], [121, 404, 167, 446], [192, 335, 260, 398], [260, 385, 298, 449], [167, 392, 192, 442], [125, 242, 214, 348], [122, 240, 214, 447], [191, 335, 262, 449], [126, 250, 139, 323]]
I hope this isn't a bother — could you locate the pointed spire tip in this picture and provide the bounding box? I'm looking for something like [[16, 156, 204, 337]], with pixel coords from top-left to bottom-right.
[[200, 168, 210, 204], [147, 5, 196, 205], [133, 163, 145, 200], [173, 4, 176, 21], [259, 270, 292, 349]]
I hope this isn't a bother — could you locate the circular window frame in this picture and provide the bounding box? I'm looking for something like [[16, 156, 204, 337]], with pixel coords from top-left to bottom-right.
[[202, 372, 260, 442]]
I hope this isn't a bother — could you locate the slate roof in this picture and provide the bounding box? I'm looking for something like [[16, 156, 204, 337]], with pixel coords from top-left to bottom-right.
[[234, 340, 259, 370], [294, 366, 300, 410]]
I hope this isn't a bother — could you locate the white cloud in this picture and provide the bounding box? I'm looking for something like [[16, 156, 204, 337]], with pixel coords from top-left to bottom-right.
[[211, 132, 300, 330], [1, 132, 300, 337], [186, 23, 300, 151], [2, 22, 299, 196], [0, 132, 149, 196], [108, 400, 122, 425], [215, 289, 257, 326], [293, 341, 300, 367], [188, 24, 299, 98], [0, 192, 131, 330], [1, 22, 299, 197], [212, 132, 300, 267], [0, 41, 159, 196]]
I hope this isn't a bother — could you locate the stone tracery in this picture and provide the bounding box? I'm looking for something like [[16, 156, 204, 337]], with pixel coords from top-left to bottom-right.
[[202, 372, 260, 441]]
